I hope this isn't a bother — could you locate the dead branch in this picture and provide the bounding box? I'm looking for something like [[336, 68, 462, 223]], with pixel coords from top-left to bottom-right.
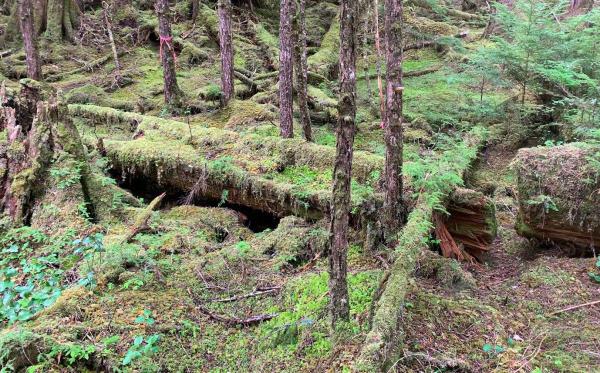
[[211, 286, 281, 303], [197, 305, 277, 326], [123, 193, 166, 243], [548, 299, 600, 316]]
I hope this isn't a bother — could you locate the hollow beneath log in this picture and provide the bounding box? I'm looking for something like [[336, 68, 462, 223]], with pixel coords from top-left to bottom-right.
[[114, 170, 281, 233]]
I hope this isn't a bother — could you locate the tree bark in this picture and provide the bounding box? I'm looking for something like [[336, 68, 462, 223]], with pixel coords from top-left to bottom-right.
[[45, 0, 80, 41], [382, 0, 405, 233], [18, 0, 42, 81], [278, 0, 294, 138], [329, 0, 357, 327], [218, 0, 234, 106], [103, 1, 121, 75], [373, 0, 385, 122], [155, 0, 183, 108], [294, 0, 312, 141], [362, 1, 373, 103]]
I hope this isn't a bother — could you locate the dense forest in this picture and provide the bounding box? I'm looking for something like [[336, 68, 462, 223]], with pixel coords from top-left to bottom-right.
[[0, 0, 599, 371]]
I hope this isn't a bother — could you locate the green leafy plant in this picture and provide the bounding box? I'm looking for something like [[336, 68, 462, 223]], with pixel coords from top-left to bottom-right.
[[0, 228, 104, 324], [526, 194, 559, 214], [49, 163, 82, 190], [42, 343, 95, 366], [589, 257, 600, 284], [122, 334, 161, 366]]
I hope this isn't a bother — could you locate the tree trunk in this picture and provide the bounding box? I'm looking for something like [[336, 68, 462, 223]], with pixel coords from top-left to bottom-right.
[[155, 0, 183, 108], [373, 0, 385, 123], [362, 1, 373, 103], [191, 0, 199, 22], [382, 0, 405, 233], [103, 1, 121, 75], [294, 0, 312, 142], [278, 0, 294, 138], [18, 0, 42, 81], [46, 0, 80, 41], [0, 82, 97, 225], [329, 0, 357, 327], [218, 0, 234, 106]]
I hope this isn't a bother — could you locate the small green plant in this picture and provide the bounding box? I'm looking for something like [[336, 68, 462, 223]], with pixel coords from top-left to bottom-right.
[[482, 343, 505, 357], [135, 309, 156, 325], [121, 277, 144, 290], [0, 229, 104, 323], [526, 194, 559, 214], [122, 334, 161, 366], [43, 343, 95, 366], [218, 189, 229, 207]]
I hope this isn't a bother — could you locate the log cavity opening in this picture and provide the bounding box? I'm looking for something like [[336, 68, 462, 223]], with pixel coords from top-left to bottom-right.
[[113, 172, 281, 233]]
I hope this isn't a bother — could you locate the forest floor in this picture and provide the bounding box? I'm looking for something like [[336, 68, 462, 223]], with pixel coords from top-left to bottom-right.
[[1, 3, 599, 372]]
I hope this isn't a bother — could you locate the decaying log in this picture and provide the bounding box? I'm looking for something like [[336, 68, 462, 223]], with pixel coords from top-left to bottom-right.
[[68, 104, 384, 223], [441, 187, 496, 261], [514, 143, 600, 251]]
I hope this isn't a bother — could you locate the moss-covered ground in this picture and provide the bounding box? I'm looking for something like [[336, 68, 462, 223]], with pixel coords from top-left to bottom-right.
[[1, 2, 598, 372]]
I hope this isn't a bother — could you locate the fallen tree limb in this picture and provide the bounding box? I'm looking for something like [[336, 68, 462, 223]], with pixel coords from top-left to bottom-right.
[[197, 305, 277, 326], [548, 299, 600, 316], [123, 192, 165, 243], [253, 70, 328, 85], [46, 52, 124, 82], [233, 70, 259, 92], [363, 65, 442, 81], [404, 31, 469, 52], [355, 128, 487, 372], [211, 286, 281, 303]]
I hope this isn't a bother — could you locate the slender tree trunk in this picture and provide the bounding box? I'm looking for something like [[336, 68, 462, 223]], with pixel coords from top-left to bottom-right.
[[382, 0, 405, 233], [191, 0, 199, 22], [294, 0, 312, 141], [155, 0, 183, 108], [362, 1, 373, 102], [218, 0, 234, 106], [103, 1, 121, 75], [373, 0, 385, 123], [279, 0, 294, 138], [329, 0, 357, 327], [18, 0, 42, 81]]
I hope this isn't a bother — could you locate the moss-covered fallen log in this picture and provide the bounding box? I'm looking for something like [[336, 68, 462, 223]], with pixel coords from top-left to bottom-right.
[[307, 16, 339, 79], [68, 104, 384, 221], [355, 128, 487, 372], [514, 143, 600, 250], [68, 104, 383, 182]]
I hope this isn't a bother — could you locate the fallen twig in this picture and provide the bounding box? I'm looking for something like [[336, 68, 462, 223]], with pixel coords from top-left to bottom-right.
[[211, 286, 281, 303], [549, 299, 600, 316]]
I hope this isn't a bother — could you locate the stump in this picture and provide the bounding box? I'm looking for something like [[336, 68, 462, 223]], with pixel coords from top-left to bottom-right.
[[514, 143, 600, 251]]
